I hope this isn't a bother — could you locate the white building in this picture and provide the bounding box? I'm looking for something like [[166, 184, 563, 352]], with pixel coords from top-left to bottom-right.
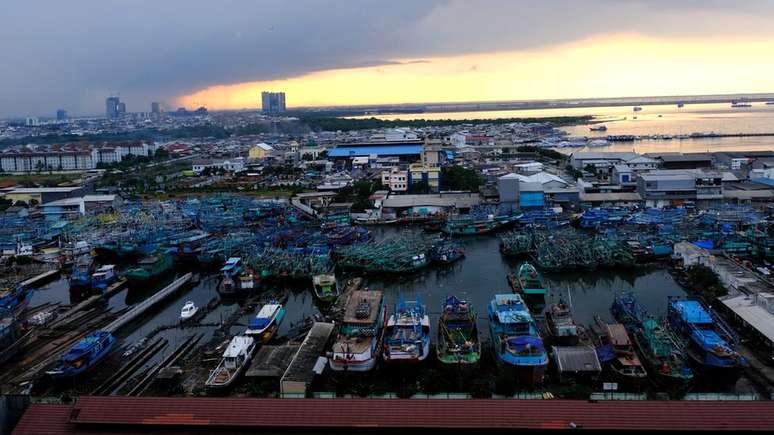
[[381, 167, 408, 192]]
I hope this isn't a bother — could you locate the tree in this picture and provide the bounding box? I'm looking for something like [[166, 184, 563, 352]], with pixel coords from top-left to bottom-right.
[[441, 165, 482, 191], [154, 148, 170, 160], [408, 180, 430, 194], [685, 265, 727, 299]]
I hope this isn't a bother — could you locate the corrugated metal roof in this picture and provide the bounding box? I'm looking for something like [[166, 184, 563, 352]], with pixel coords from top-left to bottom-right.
[[12, 396, 774, 432], [328, 145, 421, 157]]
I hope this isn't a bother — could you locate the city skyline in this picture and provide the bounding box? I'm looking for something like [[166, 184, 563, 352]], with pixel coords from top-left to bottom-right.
[[4, 1, 774, 117]]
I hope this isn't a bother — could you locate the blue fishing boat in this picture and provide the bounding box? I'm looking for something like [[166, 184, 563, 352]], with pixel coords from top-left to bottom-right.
[[69, 256, 95, 290], [47, 331, 115, 378], [383, 297, 431, 364], [667, 299, 746, 382], [245, 302, 285, 344], [488, 294, 548, 386], [0, 286, 34, 318], [429, 241, 465, 265], [91, 264, 118, 292]]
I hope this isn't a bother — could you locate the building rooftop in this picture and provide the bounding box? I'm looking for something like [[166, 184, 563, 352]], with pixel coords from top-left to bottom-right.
[[721, 293, 774, 343], [328, 145, 422, 157], [6, 187, 82, 194], [13, 396, 774, 433]]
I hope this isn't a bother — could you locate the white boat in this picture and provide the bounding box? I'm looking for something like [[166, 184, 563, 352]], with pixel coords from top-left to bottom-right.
[[205, 336, 256, 389], [329, 290, 385, 372], [633, 106, 642, 112], [244, 303, 285, 343], [180, 301, 198, 322]]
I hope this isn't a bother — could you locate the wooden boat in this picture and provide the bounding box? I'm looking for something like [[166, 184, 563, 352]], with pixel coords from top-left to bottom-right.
[[245, 303, 285, 344], [47, 331, 115, 378], [312, 273, 339, 303], [205, 336, 256, 390], [383, 298, 431, 364], [180, 301, 198, 322], [507, 262, 546, 313], [0, 286, 34, 318], [544, 300, 579, 346], [437, 296, 480, 365], [91, 264, 118, 292], [329, 290, 385, 372], [592, 316, 647, 389], [125, 252, 173, 285]]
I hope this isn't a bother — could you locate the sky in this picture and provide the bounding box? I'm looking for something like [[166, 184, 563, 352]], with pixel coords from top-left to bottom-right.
[[3, 0, 774, 117]]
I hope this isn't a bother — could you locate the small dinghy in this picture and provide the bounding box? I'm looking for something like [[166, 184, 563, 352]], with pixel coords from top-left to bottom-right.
[[180, 301, 198, 322]]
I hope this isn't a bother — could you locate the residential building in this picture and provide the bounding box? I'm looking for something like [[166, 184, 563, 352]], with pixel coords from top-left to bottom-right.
[[248, 143, 275, 160], [408, 163, 441, 192], [106, 96, 121, 119], [637, 169, 723, 207], [261, 91, 286, 113], [381, 167, 408, 192]]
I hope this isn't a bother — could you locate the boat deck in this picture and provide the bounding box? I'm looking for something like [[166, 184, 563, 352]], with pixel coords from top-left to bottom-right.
[[343, 291, 382, 325]]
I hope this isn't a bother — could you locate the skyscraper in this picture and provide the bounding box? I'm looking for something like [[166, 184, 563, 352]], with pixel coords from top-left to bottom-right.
[[56, 109, 67, 121], [105, 96, 120, 119], [151, 102, 161, 114], [261, 91, 286, 114], [117, 102, 126, 116]]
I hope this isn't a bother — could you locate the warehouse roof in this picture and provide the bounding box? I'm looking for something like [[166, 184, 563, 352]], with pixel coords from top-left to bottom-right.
[[382, 193, 480, 209], [328, 145, 421, 157], [721, 293, 774, 343], [13, 396, 774, 433]]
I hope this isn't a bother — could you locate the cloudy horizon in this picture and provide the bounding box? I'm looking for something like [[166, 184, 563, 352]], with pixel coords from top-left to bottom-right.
[[4, 0, 774, 117]]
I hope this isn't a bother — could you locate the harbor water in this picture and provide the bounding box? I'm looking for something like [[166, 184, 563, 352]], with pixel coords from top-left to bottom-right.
[[26, 226, 757, 395]]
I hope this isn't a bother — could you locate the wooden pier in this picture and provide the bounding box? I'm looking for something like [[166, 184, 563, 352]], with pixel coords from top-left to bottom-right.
[[18, 270, 60, 288], [103, 273, 192, 334]]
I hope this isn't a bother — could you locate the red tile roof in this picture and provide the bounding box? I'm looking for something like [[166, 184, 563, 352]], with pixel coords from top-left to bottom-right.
[[12, 396, 774, 433]]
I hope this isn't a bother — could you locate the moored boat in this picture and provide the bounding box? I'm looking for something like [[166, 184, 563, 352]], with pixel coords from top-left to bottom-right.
[[47, 331, 115, 378], [437, 296, 480, 365], [180, 301, 198, 322], [383, 297, 431, 364], [488, 293, 548, 386], [91, 264, 118, 292], [0, 286, 34, 318], [205, 335, 256, 390], [592, 316, 647, 389], [507, 263, 547, 313], [125, 252, 174, 285], [667, 298, 747, 382], [217, 257, 246, 296], [429, 241, 465, 265], [312, 273, 339, 303], [245, 302, 285, 343], [545, 300, 579, 346], [329, 290, 385, 372], [69, 255, 95, 290]]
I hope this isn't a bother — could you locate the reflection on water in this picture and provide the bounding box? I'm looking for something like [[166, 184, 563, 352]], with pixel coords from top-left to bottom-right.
[[350, 102, 774, 154]]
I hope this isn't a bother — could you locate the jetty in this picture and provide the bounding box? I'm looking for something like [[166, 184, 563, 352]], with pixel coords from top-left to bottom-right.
[[103, 273, 192, 334], [280, 322, 335, 396], [18, 269, 60, 288]]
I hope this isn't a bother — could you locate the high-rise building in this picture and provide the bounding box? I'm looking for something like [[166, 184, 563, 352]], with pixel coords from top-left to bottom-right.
[[261, 91, 286, 114], [56, 109, 67, 121], [105, 96, 120, 119], [117, 102, 126, 115], [151, 102, 161, 114]]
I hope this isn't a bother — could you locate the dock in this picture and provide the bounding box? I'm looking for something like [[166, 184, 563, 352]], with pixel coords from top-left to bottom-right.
[[45, 278, 127, 330], [18, 270, 60, 288], [280, 322, 335, 395], [103, 273, 192, 334], [246, 345, 301, 378]]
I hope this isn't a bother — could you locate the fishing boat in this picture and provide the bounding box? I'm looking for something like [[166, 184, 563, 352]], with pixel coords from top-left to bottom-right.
[[667, 298, 747, 382], [633, 106, 642, 112], [507, 263, 547, 312], [544, 300, 579, 346], [429, 241, 465, 265], [47, 331, 115, 378], [205, 335, 256, 390], [124, 252, 174, 285], [69, 255, 95, 290], [312, 273, 339, 303], [0, 316, 31, 365], [634, 317, 694, 390], [180, 301, 198, 322], [217, 257, 245, 296], [488, 294, 548, 386], [91, 264, 118, 292], [0, 286, 34, 318], [589, 125, 608, 132], [383, 297, 431, 364], [591, 316, 647, 389], [437, 296, 480, 365], [245, 303, 285, 343], [329, 290, 385, 372]]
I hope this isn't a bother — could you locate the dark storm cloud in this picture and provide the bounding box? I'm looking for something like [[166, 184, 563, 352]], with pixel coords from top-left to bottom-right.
[[2, 0, 773, 116]]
